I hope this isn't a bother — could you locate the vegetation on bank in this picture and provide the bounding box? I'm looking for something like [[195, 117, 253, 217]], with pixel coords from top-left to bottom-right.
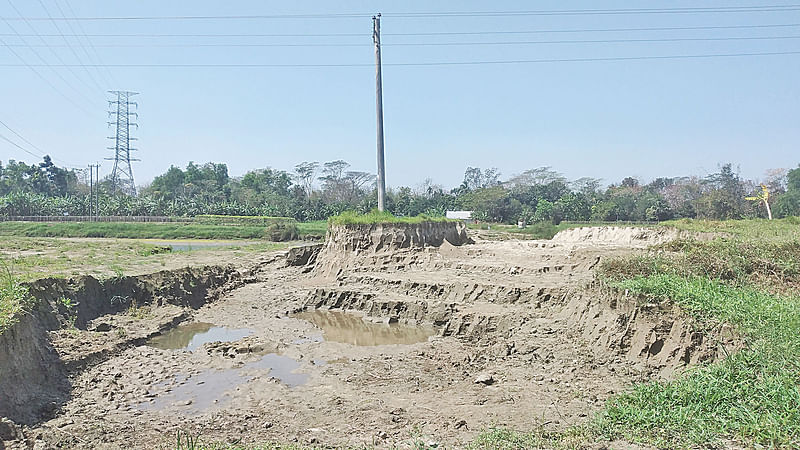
[[0, 264, 32, 334], [193, 215, 295, 227], [477, 219, 800, 448], [0, 221, 301, 241], [595, 276, 800, 447], [327, 210, 452, 226], [664, 216, 800, 242]]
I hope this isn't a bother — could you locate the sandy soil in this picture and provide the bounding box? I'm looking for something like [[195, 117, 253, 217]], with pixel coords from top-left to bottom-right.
[[1, 228, 734, 449]]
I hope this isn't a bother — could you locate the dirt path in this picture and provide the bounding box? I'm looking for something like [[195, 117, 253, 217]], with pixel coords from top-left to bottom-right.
[[3, 229, 732, 449]]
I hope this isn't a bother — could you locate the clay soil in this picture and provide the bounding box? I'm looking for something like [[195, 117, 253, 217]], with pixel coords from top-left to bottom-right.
[[2, 228, 733, 449]]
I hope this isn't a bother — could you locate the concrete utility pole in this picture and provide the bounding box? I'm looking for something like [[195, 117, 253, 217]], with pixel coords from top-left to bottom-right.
[[94, 163, 100, 220], [373, 14, 387, 211], [88, 163, 100, 220], [88, 164, 93, 219]]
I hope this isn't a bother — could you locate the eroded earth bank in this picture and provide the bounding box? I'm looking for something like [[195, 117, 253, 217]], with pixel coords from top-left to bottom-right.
[[0, 224, 737, 449]]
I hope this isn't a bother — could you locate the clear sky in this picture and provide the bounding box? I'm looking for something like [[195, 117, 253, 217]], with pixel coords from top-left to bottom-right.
[[0, 1, 798, 190]]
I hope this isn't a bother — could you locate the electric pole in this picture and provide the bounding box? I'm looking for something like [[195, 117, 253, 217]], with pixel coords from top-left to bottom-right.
[[106, 91, 140, 196], [373, 14, 387, 211], [88, 164, 93, 219], [88, 163, 100, 220], [94, 163, 100, 220]]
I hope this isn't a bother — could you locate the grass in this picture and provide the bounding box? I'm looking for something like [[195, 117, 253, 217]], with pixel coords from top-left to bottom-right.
[[327, 210, 452, 226], [664, 217, 800, 243], [595, 275, 800, 447], [0, 261, 33, 334], [593, 220, 800, 447], [472, 219, 800, 448], [468, 426, 589, 449], [0, 236, 290, 282], [0, 221, 293, 240], [193, 215, 295, 227], [468, 222, 569, 239], [296, 220, 327, 238]]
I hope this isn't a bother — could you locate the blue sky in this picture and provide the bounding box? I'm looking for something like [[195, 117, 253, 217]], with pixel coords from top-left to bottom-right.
[[0, 1, 798, 189]]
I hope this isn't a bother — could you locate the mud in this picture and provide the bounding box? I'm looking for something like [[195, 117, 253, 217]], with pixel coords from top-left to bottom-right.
[[0, 225, 740, 449]]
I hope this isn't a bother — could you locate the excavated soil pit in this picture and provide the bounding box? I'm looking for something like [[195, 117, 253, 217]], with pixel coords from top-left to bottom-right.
[[0, 224, 741, 449]]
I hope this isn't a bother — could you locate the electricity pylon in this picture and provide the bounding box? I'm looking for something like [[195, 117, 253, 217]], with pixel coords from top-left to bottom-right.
[[106, 90, 139, 196]]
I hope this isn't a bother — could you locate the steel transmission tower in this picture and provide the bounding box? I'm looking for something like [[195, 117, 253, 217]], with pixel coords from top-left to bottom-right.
[[106, 91, 139, 196]]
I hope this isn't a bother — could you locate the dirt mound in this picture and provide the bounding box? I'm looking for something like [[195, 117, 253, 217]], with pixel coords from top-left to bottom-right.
[[552, 226, 700, 247], [314, 221, 471, 276]]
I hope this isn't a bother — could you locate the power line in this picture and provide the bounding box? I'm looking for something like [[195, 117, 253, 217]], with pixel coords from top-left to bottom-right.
[[0, 118, 47, 155], [1, 50, 797, 68], [0, 118, 81, 167], [8, 34, 800, 48], [4, 0, 100, 102], [0, 34, 94, 115], [4, 23, 800, 37], [51, 0, 113, 89], [395, 23, 800, 36], [0, 131, 44, 160], [35, 0, 105, 92], [388, 6, 800, 17], [59, 0, 119, 87], [4, 5, 800, 21]]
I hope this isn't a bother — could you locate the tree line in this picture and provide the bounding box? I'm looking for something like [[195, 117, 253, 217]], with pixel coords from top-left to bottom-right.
[[0, 156, 798, 222]]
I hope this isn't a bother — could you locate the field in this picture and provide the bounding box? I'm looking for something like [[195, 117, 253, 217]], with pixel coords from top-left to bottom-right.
[[0, 221, 311, 241], [0, 217, 798, 448]]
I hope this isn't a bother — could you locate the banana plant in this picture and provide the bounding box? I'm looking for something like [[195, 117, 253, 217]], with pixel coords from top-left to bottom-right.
[[745, 184, 772, 220]]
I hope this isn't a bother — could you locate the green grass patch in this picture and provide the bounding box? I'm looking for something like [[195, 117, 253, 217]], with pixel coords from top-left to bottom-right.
[[0, 221, 297, 241], [602, 238, 800, 293], [469, 426, 589, 449], [468, 222, 569, 239], [327, 210, 451, 226], [595, 274, 800, 447], [663, 217, 800, 243], [193, 215, 296, 227], [0, 263, 33, 334], [296, 220, 327, 238]]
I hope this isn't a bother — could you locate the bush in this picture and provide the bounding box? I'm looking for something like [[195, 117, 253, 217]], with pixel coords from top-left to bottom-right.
[[264, 222, 299, 241], [194, 215, 296, 227]]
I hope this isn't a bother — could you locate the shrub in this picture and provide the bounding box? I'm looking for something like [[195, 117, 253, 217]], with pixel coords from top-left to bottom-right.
[[264, 222, 299, 241]]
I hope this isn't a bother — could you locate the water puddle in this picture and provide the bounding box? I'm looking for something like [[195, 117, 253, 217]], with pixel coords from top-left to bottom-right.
[[246, 353, 309, 387], [138, 353, 308, 413], [146, 322, 253, 352], [293, 310, 435, 346]]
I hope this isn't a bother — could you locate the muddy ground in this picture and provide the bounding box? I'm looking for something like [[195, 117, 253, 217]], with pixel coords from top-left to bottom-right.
[[0, 226, 736, 449]]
